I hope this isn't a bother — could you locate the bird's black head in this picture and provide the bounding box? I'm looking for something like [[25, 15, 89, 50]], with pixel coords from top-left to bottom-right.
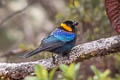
[[60, 20, 78, 32]]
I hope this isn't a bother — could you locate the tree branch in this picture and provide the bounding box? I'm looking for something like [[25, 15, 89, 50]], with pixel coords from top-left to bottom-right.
[[0, 35, 120, 79]]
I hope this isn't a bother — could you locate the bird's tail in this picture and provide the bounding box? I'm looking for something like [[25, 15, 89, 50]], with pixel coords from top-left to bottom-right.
[[23, 47, 44, 58]]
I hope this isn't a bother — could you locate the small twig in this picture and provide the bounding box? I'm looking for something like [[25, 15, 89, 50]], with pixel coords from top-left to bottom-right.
[[0, 0, 35, 28]]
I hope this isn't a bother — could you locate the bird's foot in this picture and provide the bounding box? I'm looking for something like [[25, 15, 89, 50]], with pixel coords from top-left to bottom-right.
[[62, 53, 70, 60], [52, 53, 56, 64], [52, 56, 56, 64]]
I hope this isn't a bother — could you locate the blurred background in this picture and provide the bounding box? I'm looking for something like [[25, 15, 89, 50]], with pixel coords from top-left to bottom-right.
[[0, 0, 120, 80]]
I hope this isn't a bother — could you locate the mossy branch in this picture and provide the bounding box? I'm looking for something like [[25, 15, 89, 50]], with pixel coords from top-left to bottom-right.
[[0, 35, 120, 79]]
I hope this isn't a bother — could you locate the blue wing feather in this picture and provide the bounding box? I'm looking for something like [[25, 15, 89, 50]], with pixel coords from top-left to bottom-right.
[[41, 35, 64, 49]]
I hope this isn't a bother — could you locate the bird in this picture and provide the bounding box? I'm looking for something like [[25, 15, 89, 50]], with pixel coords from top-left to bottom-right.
[[23, 20, 78, 63]]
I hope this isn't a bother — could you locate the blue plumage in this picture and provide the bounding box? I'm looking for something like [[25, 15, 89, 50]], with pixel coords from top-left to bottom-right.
[[51, 29, 76, 42], [23, 21, 78, 61]]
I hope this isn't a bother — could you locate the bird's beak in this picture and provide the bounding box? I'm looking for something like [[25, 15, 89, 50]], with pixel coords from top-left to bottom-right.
[[73, 21, 78, 26]]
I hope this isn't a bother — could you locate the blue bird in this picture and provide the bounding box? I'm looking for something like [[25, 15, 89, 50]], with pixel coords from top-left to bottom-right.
[[23, 20, 78, 62]]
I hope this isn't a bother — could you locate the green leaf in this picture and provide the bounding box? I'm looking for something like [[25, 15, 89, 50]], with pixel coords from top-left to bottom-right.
[[74, 63, 80, 72], [91, 66, 101, 78], [24, 76, 38, 80], [67, 63, 75, 79], [59, 63, 80, 80], [60, 64, 72, 80], [59, 64, 68, 73], [34, 64, 48, 80], [48, 67, 57, 80], [101, 69, 110, 79]]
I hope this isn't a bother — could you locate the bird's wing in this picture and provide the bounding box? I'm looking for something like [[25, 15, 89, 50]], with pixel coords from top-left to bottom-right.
[[41, 36, 64, 49], [23, 36, 64, 58]]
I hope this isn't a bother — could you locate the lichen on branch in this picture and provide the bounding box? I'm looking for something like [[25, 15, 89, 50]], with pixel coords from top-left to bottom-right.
[[0, 35, 120, 79]]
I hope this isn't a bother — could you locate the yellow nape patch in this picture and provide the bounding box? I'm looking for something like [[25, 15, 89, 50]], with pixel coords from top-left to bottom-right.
[[61, 23, 72, 31]]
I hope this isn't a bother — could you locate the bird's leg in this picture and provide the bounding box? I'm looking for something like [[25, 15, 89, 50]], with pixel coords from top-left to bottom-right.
[[67, 53, 70, 60], [62, 52, 70, 60], [52, 53, 56, 64]]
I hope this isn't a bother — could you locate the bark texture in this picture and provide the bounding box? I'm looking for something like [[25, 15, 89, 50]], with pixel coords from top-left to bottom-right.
[[0, 35, 120, 79]]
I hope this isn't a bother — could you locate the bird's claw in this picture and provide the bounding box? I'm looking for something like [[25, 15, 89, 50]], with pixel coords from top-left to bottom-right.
[[52, 53, 56, 64]]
